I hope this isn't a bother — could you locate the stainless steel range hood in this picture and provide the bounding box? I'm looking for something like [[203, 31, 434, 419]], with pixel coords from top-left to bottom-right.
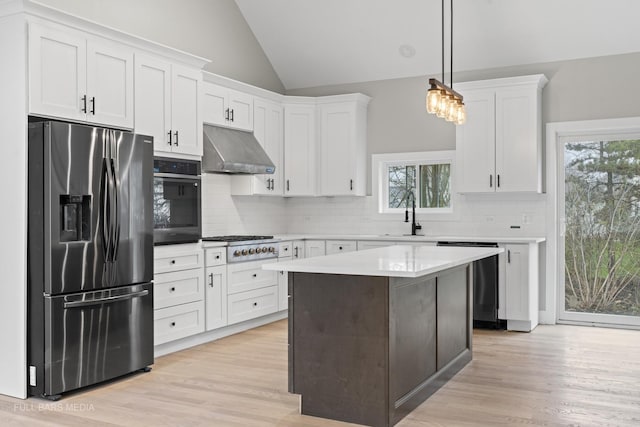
[[202, 125, 275, 174]]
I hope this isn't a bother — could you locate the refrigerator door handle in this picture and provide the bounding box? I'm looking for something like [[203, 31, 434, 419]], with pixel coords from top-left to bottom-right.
[[63, 289, 149, 309], [101, 157, 113, 261], [109, 131, 120, 262]]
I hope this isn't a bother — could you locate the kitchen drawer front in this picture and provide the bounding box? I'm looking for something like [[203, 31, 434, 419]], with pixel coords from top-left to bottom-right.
[[326, 240, 357, 255], [154, 269, 204, 309], [227, 285, 278, 325], [154, 245, 204, 274], [278, 241, 293, 257], [154, 301, 205, 345], [227, 260, 277, 294], [205, 247, 226, 266]]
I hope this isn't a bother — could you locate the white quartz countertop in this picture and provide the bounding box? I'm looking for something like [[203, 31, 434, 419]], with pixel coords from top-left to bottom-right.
[[273, 234, 545, 244], [262, 245, 504, 278]]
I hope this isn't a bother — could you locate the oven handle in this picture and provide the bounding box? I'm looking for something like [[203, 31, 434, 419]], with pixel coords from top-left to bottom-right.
[[63, 290, 149, 309], [154, 172, 201, 180]]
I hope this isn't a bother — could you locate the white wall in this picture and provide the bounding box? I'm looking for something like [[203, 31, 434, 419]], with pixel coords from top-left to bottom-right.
[[36, 0, 285, 93], [0, 12, 28, 398]]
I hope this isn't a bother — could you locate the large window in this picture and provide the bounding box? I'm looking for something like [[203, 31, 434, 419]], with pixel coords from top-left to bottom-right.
[[374, 151, 455, 214]]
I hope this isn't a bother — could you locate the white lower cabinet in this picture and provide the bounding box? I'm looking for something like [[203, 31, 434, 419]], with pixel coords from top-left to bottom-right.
[[226, 259, 279, 326], [325, 240, 357, 255], [292, 240, 305, 259], [153, 243, 205, 346], [205, 265, 227, 331], [154, 301, 205, 346], [227, 286, 279, 325], [502, 243, 539, 332], [154, 269, 205, 310], [304, 240, 325, 258]]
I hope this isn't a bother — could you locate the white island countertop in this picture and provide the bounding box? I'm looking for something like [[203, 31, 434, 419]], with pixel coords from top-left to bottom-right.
[[263, 245, 504, 278]]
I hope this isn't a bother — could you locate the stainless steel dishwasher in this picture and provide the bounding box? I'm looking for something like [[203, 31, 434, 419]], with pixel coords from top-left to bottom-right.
[[436, 241, 503, 328]]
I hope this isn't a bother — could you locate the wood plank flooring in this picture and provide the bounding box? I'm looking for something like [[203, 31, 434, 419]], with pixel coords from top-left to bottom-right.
[[1, 320, 639, 426]]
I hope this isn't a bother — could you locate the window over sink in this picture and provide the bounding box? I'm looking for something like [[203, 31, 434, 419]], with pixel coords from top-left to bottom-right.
[[374, 151, 456, 215]]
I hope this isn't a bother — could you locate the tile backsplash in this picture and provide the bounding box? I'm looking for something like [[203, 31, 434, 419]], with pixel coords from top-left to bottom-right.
[[202, 173, 547, 238]]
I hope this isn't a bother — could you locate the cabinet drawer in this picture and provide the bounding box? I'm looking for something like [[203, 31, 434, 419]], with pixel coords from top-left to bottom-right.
[[227, 260, 277, 294], [326, 240, 357, 255], [227, 285, 278, 326], [205, 247, 226, 266], [154, 269, 204, 309], [154, 245, 204, 273], [278, 241, 292, 257], [154, 301, 205, 345]]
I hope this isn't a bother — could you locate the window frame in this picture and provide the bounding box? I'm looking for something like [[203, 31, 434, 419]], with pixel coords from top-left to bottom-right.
[[373, 151, 456, 215]]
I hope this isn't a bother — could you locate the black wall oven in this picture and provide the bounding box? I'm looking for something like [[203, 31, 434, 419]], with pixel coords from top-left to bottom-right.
[[153, 157, 201, 245]]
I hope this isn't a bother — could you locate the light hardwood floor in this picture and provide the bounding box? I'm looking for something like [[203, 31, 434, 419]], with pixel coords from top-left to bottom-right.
[[1, 320, 639, 426]]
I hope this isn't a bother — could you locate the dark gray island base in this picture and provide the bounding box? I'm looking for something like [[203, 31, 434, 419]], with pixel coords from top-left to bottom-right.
[[288, 264, 473, 427]]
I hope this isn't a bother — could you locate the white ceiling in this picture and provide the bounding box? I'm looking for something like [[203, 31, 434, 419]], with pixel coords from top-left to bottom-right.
[[234, 0, 640, 90]]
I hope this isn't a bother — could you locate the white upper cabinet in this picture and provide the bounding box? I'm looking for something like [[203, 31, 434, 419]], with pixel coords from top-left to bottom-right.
[[29, 21, 134, 128], [231, 97, 284, 196], [202, 82, 253, 131], [455, 75, 547, 193], [135, 55, 202, 156], [284, 101, 316, 196], [318, 94, 370, 196]]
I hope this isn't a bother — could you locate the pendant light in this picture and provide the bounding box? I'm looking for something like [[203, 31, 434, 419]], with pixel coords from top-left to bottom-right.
[[426, 0, 466, 125]]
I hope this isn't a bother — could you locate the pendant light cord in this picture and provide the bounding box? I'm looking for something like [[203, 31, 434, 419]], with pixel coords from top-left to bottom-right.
[[441, 0, 444, 84]]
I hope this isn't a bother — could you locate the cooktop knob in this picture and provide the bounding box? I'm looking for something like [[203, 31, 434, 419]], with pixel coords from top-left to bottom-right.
[[233, 250, 241, 257], [249, 248, 255, 254], [241, 249, 248, 255], [268, 247, 275, 252]]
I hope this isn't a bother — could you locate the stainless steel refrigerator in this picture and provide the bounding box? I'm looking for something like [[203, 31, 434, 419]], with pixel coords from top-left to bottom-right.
[[28, 120, 154, 399]]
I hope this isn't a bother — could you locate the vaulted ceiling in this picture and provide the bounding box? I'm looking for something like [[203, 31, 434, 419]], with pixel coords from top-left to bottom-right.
[[234, 0, 640, 89]]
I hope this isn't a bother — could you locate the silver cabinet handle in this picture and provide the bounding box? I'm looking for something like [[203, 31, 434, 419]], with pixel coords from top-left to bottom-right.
[[350, 179, 353, 191], [286, 180, 290, 192], [174, 130, 179, 146], [81, 95, 87, 113], [90, 97, 95, 115], [209, 273, 214, 287], [507, 249, 511, 263], [167, 130, 172, 146], [489, 175, 493, 188]]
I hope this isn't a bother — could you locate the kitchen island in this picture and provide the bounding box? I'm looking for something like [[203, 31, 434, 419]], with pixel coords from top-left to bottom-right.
[[263, 245, 503, 427]]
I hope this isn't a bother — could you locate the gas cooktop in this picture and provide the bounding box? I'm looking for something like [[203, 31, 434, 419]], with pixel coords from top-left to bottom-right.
[[202, 235, 279, 262]]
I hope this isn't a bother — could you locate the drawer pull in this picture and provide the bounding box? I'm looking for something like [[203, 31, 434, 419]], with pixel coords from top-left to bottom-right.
[[170, 260, 176, 265], [215, 255, 220, 259], [170, 321, 176, 327], [209, 273, 214, 287], [339, 246, 343, 250], [252, 273, 257, 278], [170, 287, 176, 292], [253, 302, 257, 307]]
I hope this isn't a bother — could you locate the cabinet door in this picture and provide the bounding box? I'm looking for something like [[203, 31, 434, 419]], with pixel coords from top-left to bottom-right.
[[304, 240, 326, 258], [205, 265, 228, 330], [277, 257, 290, 311], [134, 54, 172, 152], [227, 89, 253, 131], [202, 82, 228, 127], [29, 23, 87, 122], [495, 87, 540, 192], [292, 241, 305, 259], [171, 65, 202, 156], [455, 89, 496, 193], [86, 38, 134, 128], [504, 244, 530, 321], [319, 102, 357, 196], [251, 99, 283, 195], [284, 104, 316, 196]]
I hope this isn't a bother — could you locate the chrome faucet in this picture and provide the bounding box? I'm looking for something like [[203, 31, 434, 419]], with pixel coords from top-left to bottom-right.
[[404, 191, 422, 235]]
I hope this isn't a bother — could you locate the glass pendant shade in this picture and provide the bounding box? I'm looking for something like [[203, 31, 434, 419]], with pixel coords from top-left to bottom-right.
[[436, 91, 448, 118], [426, 88, 440, 114], [455, 102, 466, 125], [446, 98, 458, 121]]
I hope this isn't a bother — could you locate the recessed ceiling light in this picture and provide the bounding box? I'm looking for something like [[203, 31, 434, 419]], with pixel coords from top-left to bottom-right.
[[398, 44, 416, 58]]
